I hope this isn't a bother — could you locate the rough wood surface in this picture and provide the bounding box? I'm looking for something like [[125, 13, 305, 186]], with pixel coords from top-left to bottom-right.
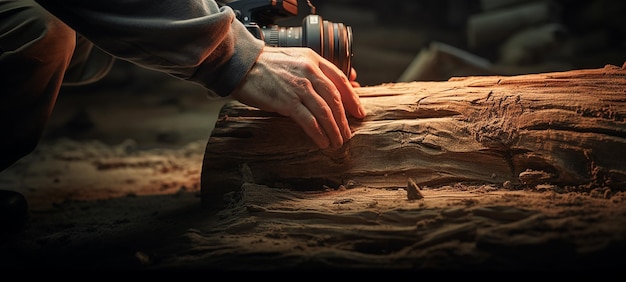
[[201, 64, 626, 206]]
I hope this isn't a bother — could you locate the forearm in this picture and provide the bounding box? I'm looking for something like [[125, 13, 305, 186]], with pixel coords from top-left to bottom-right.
[[34, 0, 264, 96]]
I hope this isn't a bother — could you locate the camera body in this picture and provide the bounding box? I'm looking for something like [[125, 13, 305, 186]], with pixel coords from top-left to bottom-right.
[[222, 0, 353, 77]]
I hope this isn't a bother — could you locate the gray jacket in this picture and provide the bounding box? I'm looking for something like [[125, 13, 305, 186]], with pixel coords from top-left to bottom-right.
[[35, 0, 265, 97]]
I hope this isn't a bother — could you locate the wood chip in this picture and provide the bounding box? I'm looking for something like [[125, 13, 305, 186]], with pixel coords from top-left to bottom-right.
[[407, 177, 424, 200]]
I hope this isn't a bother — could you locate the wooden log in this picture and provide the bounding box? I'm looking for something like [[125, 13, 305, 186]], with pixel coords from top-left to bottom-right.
[[201, 64, 626, 207]]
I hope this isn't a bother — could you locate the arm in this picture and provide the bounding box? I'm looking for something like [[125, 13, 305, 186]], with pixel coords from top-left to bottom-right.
[[35, 0, 366, 148], [34, 0, 264, 97]]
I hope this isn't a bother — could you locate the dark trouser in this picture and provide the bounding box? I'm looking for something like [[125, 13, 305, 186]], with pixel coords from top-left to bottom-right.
[[0, 0, 113, 171]]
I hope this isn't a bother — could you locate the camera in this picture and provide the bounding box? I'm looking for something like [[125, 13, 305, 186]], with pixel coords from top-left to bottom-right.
[[221, 0, 353, 77]]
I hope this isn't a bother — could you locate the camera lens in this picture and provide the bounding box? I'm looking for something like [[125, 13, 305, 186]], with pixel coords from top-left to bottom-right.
[[262, 15, 353, 77]]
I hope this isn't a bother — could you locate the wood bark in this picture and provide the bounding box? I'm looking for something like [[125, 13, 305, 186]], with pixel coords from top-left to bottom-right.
[[201, 64, 626, 206]]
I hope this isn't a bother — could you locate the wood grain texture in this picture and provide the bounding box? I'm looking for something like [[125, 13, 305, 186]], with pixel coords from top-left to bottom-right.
[[201, 64, 626, 206]]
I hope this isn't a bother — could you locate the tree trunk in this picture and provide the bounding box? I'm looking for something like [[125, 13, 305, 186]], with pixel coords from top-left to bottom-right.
[[201, 64, 626, 207]]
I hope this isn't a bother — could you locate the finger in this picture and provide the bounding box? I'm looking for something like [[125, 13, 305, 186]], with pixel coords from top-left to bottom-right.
[[305, 71, 352, 144], [298, 78, 344, 147], [320, 60, 366, 119], [349, 68, 360, 87], [350, 68, 358, 82], [290, 103, 330, 149]]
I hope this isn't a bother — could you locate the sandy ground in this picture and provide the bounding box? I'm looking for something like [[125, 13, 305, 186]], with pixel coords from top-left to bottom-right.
[[3, 135, 626, 273]]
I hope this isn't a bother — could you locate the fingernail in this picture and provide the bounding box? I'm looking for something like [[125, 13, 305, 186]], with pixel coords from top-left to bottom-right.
[[344, 128, 353, 141]]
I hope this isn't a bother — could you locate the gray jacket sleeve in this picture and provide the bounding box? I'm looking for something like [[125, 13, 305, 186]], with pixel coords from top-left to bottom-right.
[[34, 0, 265, 97]]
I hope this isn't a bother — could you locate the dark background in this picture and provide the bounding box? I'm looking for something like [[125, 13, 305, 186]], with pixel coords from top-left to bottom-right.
[[313, 0, 626, 85]]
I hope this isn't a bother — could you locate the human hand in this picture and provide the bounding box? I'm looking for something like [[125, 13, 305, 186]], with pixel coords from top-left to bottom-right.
[[349, 67, 361, 88], [231, 46, 366, 149]]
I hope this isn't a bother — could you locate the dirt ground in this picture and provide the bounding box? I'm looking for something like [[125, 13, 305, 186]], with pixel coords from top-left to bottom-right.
[[2, 133, 626, 274], [2, 0, 626, 276]]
